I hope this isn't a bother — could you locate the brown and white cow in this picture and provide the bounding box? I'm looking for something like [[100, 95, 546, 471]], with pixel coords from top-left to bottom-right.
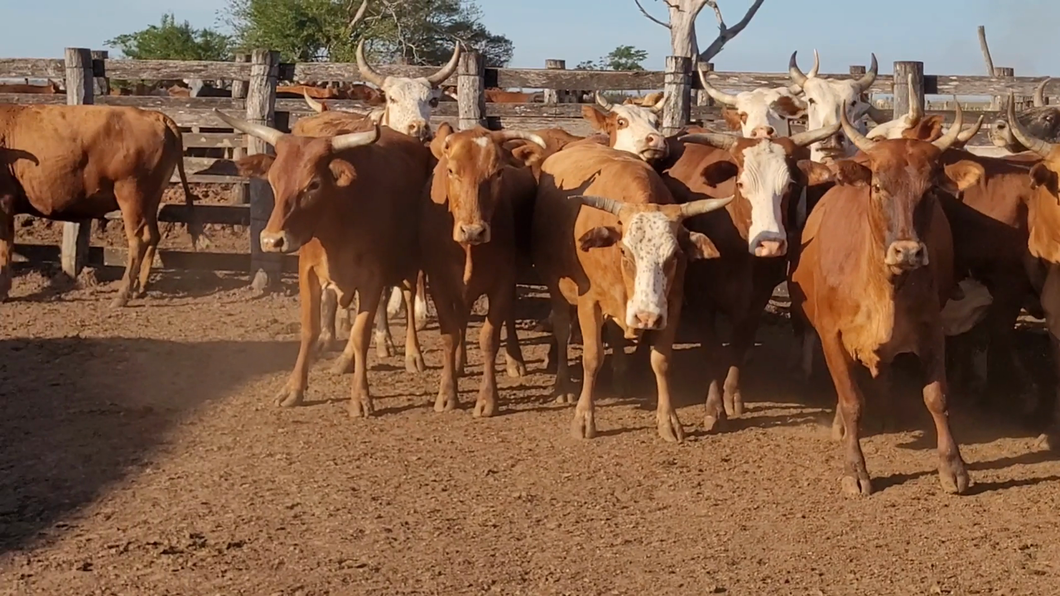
[[533, 141, 732, 441], [0, 104, 203, 305], [216, 109, 433, 416], [789, 105, 982, 495], [991, 78, 1060, 153], [698, 66, 808, 138], [579, 94, 669, 162], [420, 125, 545, 416]]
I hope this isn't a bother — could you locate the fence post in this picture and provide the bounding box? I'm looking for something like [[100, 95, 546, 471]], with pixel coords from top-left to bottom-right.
[[246, 49, 281, 292], [61, 47, 94, 279], [457, 50, 485, 131], [892, 61, 924, 119], [662, 56, 692, 137], [992, 66, 1017, 110], [90, 50, 109, 96], [231, 53, 251, 205], [543, 59, 567, 104]]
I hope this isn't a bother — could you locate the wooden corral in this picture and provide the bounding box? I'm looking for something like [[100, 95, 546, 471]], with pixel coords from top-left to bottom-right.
[[1, 49, 1055, 282]]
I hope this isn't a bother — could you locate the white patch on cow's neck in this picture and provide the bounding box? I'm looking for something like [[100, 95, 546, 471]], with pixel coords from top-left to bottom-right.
[[609, 104, 663, 158], [380, 77, 434, 134], [473, 137, 490, 147], [739, 141, 790, 253], [621, 211, 678, 328]]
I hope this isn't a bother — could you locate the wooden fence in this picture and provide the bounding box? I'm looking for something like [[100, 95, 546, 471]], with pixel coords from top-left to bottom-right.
[[1, 49, 1053, 286]]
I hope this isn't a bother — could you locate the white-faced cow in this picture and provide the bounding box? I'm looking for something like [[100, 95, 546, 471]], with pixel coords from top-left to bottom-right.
[[698, 65, 808, 138]]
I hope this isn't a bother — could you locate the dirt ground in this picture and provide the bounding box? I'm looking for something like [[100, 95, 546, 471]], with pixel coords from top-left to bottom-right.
[[3, 265, 1060, 595]]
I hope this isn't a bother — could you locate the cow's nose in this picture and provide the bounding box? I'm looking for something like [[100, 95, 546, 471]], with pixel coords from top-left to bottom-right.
[[885, 241, 928, 270], [634, 311, 664, 330], [260, 232, 285, 252], [751, 126, 776, 138], [459, 223, 490, 245], [646, 133, 663, 147], [408, 122, 431, 142], [753, 238, 788, 257]]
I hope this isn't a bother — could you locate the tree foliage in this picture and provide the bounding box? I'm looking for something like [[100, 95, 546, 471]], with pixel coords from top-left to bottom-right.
[[575, 45, 650, 71], [223, 0, 513, 66], [106, 13, 233, 61]]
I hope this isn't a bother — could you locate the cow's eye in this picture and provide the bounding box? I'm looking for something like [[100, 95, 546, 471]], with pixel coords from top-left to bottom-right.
[[872, 183, 881, 194], [617, 118, 628, 127], [429, 97, 439, 108], [307, 180, 321, 192]]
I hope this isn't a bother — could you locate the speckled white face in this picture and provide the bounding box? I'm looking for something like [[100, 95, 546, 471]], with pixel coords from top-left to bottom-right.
[[621, 211, 679, 330], [608, 104, 667, 160], [379, 76, 438, 140], [737, 141, 791, 256]]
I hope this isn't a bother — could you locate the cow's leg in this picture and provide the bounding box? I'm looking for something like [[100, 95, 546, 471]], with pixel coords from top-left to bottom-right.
[[920, 327, 971, 494], [414, 270, 429, 331], [503, 284, 527, 378], [651, 304, 685, 443], [373, 289, 396, 359], [112, 202, 148, 308], [819, 332, 872, 496], [607, 323, 631, 399], [1038, 263, 1060, 451], [134, 217, 160, 298], [0, 199, 13, 301], [277, 263, 321, 408], [386, 285, 404, 318], [432, 290, 463, 413], [723, 287, 773, 417], [572, 300, 603, 439], [550, 298, 576, 405], [456, 326, 467, 378], [701, 311, 728, 432], [401, 280, 425, 373], [983, 290, 1028, 407], [317, 286, 338, 354], [474, 286, 508, 418], [349, 283, 384, 418]]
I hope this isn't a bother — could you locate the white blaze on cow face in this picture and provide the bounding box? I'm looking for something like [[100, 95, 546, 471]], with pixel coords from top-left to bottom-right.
[[737, 141, 791, 257], [621, 211, 680, 330]]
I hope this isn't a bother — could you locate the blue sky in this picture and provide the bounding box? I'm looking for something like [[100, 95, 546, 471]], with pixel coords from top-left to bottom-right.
[[2, 0, 1057, 76]]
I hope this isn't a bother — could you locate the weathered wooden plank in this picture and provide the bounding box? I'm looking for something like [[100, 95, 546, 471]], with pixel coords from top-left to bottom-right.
[[497, 68, 664, 91], [171, 173, 247, 184], [105, 59, 253, 81], [0, 93, 64, 105], [103, 247, 298, 273], [273, 97, 382, 113], [289, 63, 441, 83], [61, 48, 93, 279], [458, 51, 486, 130], [104, 204, 250, 226], [0, 58, 65, 79], [101, 95, 244, 109], [183, 132, 243, 148]]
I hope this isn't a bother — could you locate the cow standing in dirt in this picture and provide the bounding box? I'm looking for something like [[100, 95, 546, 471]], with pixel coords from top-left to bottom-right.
[[0, 104, 202, 305]]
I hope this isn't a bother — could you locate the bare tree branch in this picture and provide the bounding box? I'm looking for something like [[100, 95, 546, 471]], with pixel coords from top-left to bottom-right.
[[697, 0, 765, 62], [634, 0, 671, 29], [977, 25, 996, 76]]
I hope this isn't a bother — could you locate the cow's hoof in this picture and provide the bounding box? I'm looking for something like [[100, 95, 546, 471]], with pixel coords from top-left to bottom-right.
[[939, 456, 971, 495], [657, 411, 685, 443], [349, 395, 374, 418], [571, 407, 597, 439], [1036, 432, 1060, 452], [414, 314, 428, 332], [554, 392, 576, 405], [434, 392, 458, 413], [505, 356, 527, 379], [315, 335, 336, 354], [473, 395, 497, 418], [406, 352, 426, 374], [723, 390, 743, 417], [110, 294, 130, 308], [376, 340, 395, 359], [331, 355, 353, 375], [134, 289, 148, 299], [841, 475, 874, 496], [275, 387, 305, 408]]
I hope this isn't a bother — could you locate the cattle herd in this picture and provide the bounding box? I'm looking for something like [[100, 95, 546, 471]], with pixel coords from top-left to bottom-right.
[[5, 30, 1060, 498]]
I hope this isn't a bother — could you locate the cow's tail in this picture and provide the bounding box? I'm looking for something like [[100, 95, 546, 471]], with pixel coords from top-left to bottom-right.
[[163, 115, 210, 251]]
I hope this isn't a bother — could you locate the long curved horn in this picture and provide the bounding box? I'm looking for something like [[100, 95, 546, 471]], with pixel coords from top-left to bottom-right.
[[789, 51, 808, 88], [425, 42, 462, 87], [864, 103, 890, 125], [650, 93, 666, 114], [1007, 92, 1057, 157], [331, 124, 381, 151], [906, 73, 923, 122], [698, 64, 738, 106], [679, 196, 734, 219], [855, 54, 878, 92], [932, 98, 964, 151], [790, 122, 842, 148], [1034, 77, 1052, 108], [490, 129, 547, 148], [956, 115, 985, 144], [678, 131, 738, 152], [356, 40, 388, 88], [571, 194, 624, 216], [808, 49, 821, 78], [595, 92, 614, 112], [303, 89, 326, 113], [840, 103, 877, 153], [213, 109, 283, 146]]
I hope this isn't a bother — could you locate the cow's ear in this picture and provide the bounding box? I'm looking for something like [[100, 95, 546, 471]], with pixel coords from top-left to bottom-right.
[[1029, 163, 1060, 195], [680, 230, 722, 260], [235, 154, 275, 179], [431, 123, 454, 160], [581, 105, 610, 132], [701, 161, 739, 186], [795, 159, 837, 186], [771, 95, 807, 119], [938, 160, 985, 194], [508, 143, 545, 169], [329, 159, 357, 187], [831, 160, 872, 187], [577, 226, 621, 251], [721, 108, 743, 131]]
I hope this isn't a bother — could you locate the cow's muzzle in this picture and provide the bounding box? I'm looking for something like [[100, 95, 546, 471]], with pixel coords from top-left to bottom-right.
[[885, 240, 929, 272], [260, 230, 303, 254], [752, 238, 788, 258], [455, 222, 491, 246]]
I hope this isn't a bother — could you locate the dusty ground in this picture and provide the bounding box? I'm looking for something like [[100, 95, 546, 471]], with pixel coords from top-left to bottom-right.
[[2, 266, 1060, 595]]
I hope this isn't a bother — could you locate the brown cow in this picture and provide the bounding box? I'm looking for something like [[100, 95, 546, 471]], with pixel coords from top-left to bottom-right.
[[277, 84, 342, 100], [0, 80, 61, 94], [1003, 96, 1060, 449], [420, 125, 546, 416], [533, 141, 731, 441], [484, 88, 540, 103], [0, 104, 202, 305], [789, 105, 982, 495], [666, 123, 840, 429], [215, 110, 433, 416]]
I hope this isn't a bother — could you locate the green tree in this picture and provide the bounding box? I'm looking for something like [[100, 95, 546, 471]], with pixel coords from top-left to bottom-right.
[[603, 45, 649, 71], [223, 0, 513, 66], [106, 13, 233, 61]]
